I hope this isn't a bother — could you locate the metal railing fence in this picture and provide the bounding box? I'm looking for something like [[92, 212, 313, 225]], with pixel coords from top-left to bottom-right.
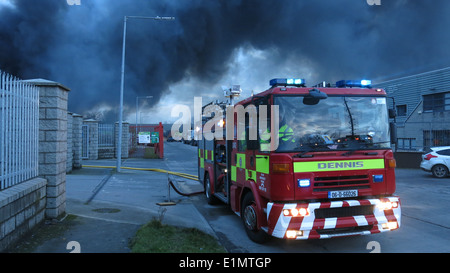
[[98, 123, 115, 148], [81, 125, 89, 159], [0, 70, 39, 190]]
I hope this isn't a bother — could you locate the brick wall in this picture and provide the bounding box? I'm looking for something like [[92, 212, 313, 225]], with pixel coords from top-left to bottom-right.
[[0, 178, 46, 252], [66, 112, 73, 173], [72, 114, 83, 169]]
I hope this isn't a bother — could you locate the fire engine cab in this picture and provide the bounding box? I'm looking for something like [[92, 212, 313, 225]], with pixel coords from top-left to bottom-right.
[[197, 78, 401, 243]]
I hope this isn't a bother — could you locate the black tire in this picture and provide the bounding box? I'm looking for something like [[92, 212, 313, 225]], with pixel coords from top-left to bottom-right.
[[204, 175, 217, 205], [432, 164, 449, 178], [241, 192, 270, 244]]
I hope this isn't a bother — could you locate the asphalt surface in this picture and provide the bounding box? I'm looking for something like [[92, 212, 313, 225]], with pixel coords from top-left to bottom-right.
[[8, 143, 210, 253]]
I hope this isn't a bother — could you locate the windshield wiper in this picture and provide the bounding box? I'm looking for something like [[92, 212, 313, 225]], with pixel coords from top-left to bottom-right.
[[293, 143, 341, 158], [343, 97, 356, 137], [341, 141, 391, 156], [341, 149, 356, 156], [293, 139, 390, 158], [293, 150, 314, 158]]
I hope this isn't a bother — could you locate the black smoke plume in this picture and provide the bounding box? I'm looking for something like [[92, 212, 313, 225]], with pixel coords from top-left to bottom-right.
[[1, 0, 449, 122]]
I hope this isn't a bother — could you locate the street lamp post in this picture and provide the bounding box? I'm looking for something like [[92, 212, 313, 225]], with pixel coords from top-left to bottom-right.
[[117, 15, 175, 172]]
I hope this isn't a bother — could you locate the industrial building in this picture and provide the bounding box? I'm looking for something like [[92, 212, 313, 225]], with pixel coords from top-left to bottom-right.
[[373, 67, 450, 152]]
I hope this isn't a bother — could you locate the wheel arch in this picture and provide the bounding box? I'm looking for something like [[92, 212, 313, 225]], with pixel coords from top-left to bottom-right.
[[240, 181, 267, 228]]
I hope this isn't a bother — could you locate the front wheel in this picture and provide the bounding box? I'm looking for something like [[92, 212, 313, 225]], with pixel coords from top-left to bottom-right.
[[204, 175, 217, 205], [241, 192, 269, 244]]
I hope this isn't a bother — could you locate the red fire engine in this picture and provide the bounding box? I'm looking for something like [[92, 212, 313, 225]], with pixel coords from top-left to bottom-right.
[[197, 78, 401, 243]]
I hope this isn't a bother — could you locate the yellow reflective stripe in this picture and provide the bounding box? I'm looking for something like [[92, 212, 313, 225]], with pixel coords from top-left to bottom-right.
[[202, 150, 214, 161], [236, 153, 246, 169], [246, 169, 256, 181], [293, 159, 385, 173], [256, 156, 269, 174], [232, 153, 269, 182], [231, 165, 236, 182], [200, 158, 204, 168]]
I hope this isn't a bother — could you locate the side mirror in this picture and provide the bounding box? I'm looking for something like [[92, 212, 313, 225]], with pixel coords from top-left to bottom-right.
[[390, 122, 397, 145], [303, 88, 328, 105]]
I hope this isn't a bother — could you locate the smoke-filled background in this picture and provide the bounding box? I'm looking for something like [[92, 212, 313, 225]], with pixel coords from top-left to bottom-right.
[[1, 0, 450, 123]]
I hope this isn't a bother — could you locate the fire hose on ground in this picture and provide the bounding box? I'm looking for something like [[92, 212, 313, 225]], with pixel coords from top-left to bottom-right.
[[83, 165, 205, 205]]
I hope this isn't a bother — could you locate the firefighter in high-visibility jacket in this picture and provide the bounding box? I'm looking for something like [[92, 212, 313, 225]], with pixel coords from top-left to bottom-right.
[[260, 124, 295, 151]]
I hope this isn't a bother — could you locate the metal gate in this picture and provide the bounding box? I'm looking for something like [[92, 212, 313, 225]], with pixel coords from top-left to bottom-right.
[[81, 125, 89, 159], [128, 122, 164, 158], [98, 124, 115, 148]]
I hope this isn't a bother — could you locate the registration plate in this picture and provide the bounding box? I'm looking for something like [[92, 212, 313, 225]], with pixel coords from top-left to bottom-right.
[[328, 189, 358, 199]]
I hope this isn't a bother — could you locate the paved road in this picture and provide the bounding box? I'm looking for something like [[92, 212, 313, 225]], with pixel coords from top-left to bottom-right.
[[167, 141, 450, 253]]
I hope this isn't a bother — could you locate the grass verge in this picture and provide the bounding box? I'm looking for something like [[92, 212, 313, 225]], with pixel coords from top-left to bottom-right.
[[144, 147, 160, 159], [130, 219, 226, 253]]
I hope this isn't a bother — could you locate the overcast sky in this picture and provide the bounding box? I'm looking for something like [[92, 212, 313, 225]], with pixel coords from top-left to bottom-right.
[[1, 0, 450, 124]]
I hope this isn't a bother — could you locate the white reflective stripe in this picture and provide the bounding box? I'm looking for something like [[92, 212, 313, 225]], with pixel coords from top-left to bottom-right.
[[347, 200, 361, 207], [354, 215, 368, 226], [283, 203, 297, 210], [302, 230, 311, 239], [300, 203, 321, 231], [266, 202, 273, 219], [330, 201, 343, 208], [323, 218, 337, 229], [373, 207, 388, 224], [299, 217, 314, 231]]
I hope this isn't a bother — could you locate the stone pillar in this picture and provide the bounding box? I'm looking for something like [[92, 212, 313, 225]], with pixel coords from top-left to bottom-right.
[[29, 79, 70, 219], [66, 112, 73, 173], [72, 113, 83, 169], [83, 119, 99, 160], [115, 121, 129, 159]]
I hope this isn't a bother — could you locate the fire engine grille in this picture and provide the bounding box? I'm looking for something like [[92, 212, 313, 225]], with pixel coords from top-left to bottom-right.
[[313, 175, 370, 192], [314, 205, 375, 219], [316, 225, 374, 235]]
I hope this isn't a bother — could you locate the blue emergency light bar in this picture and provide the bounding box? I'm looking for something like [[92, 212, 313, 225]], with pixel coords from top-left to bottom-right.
[[336, 79, 372, 88], [270, 78, 306, 87]]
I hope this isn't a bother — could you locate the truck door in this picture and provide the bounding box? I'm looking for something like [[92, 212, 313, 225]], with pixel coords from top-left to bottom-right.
[[198, 137, 204, 184]]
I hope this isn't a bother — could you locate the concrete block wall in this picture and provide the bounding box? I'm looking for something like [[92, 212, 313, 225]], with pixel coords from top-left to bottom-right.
[[66, 112, 73, 173], [0, 178, 47, 252], [72, 114, 83, 169], [98, 147, 115, 159], [83, 119, 99, 160]]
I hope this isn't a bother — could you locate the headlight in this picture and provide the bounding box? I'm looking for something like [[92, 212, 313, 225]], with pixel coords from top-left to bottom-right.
[[382, 222, 399, 230], [286, 230, 303, 239], [377, 201, 398, 211], [283, 207, 310, 217]]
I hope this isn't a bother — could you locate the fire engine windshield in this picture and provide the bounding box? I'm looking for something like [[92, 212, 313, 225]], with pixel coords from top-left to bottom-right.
[[272, 95, 391, 152]]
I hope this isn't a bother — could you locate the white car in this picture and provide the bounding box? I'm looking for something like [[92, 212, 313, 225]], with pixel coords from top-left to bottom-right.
[[420, 146, 450, 178]]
